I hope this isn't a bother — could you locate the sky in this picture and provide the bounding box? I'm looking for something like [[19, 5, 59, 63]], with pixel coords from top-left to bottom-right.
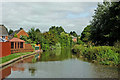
[[1, 1, 100, 35]]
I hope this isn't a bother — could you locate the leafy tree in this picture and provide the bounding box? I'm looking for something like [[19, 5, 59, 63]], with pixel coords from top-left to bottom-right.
[[14, 32, 18, 38], [28, 28, 36, 41], [27, 26, 72, 51], [20, 27, 23, 30], [8, 29, 13, 35], [81, 25, 91, 42], [70, 31, 78, 37], [90, 1, 120, 45], [36, 28, 41, 32]]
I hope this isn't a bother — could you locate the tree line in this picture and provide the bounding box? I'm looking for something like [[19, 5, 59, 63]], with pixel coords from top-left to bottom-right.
[[8, 26, 81, 51]]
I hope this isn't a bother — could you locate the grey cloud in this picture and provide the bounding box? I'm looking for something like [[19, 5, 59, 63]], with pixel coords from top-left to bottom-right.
[[2, 2, 98, 35]]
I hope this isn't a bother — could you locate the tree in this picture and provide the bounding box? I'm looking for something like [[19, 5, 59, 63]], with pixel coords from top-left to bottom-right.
[[28, 28, 36, 41], [70, 31, 78, 37], [90, 1, 120, 45], [81, 25, 91, 42], [20, 27, 23, 30], [14, 32, 18, 38], [36, 28, 41, 32], [8, 29, 13, 35]]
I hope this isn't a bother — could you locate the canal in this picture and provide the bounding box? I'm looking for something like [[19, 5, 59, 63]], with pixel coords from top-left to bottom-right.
[[1, 47, 118, 79]]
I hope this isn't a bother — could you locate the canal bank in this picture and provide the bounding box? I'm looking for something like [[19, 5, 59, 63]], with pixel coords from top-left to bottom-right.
[[1, 48, 118, 79], [0, 50, 42, 69]]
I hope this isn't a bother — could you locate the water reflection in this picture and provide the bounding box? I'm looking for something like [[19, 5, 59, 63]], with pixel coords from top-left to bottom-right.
[[29, 67, 36, 76], [40, 47, 72, 61], [0, 47, 119, 79], [0, 66, 11, 80]]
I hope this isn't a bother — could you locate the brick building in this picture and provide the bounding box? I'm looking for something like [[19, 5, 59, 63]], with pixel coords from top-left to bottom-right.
[[8, 38, 25, 49], [0, 25, 8, 41], [0, 42, 11, 57], [8, 38, 34, 53], [0, 25, 11, 57], [9, 28, 29, 39]]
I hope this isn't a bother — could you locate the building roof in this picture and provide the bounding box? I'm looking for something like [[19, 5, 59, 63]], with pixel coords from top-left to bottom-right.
[[0, 25, 8, 36], [10, 29, 21, 36], [8, 38, 25, 42]]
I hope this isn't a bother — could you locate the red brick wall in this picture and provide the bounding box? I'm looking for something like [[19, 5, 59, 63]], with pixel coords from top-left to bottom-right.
[[11, 44, 34, 54], [17, 29, 29, 38], [0, 42, 11, 57]]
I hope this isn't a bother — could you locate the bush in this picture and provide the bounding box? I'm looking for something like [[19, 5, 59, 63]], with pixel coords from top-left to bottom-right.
[[72, 45, 119, 66]]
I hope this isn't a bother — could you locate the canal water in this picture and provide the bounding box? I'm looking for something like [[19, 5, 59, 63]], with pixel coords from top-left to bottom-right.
[[1, 48, 118, 79]]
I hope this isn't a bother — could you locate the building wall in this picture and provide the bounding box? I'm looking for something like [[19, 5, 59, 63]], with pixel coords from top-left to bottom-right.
[[11, 44, 34, 54], [17, 29, 29, 38], [0, 42, 11, 57], [6, 36, 8, 40]]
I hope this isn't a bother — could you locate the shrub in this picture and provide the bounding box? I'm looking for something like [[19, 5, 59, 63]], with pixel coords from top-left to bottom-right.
[[72, 45, 119, 66]]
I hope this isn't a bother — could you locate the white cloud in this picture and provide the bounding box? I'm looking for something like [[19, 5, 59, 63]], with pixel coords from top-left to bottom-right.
[[2, 2, 98, 35], [0, 2, 2, 24], [2, 0, 104, 2]]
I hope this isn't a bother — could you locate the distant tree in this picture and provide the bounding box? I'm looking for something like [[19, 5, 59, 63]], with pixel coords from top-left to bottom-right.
[[81, 25, 91, 42], [14, 32, 18, 38], [36, 28, 41, 32], [70, 31, 78, 37], [28, 28, 36, 41], [49, 26, 65, 35], [20, 27, 23, 30], [56, 26, 65, 34], [8, 29, 13, 35]]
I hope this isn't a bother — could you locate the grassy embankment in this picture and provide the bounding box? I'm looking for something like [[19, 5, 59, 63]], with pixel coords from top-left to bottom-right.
[[72, 44, 119, 66], [0, 52, 34, 64]]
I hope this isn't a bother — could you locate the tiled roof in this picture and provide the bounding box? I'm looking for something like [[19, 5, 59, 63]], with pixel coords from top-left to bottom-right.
[[8, 38, 25, 42], [0, 25, 8, 36], [10, 29, 21, 36]]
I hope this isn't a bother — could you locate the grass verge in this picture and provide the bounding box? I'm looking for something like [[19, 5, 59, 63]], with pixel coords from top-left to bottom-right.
[[0, 52, 33, 64]]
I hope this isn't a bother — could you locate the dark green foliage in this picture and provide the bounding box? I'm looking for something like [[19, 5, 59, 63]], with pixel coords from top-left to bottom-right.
[[20, 35, 32, 44], [20, 27, 23, 30], [70, 31, 78, 37], [81, 25, 91, 42], [72, 45, 119, 66], [77, 37, 84, 45], [36, 28, 41, 32], [49, 26, 65, 35], [8, 29, 13, 35], [81, 2, 120, 46], [26, 26, 73, 51], [90, 2, 120, 45]]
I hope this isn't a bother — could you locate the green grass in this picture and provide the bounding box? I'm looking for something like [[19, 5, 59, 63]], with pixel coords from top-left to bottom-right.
[[0, 52, 33, 64]]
